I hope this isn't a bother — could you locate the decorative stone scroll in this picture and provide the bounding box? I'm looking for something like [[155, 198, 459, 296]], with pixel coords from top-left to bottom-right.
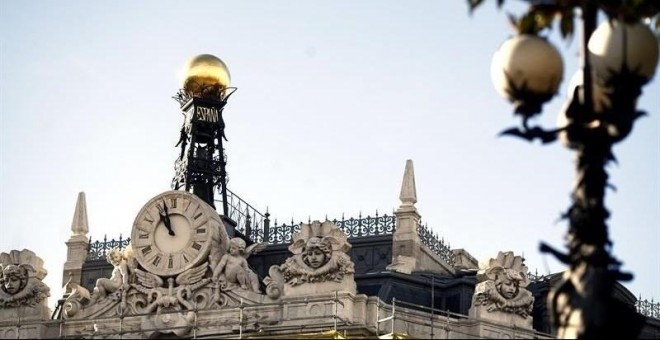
[[265, 220, 356, 299], [0, 249, 50, 310], [62, 235, 273, 338], [470, 251, 534, 328]]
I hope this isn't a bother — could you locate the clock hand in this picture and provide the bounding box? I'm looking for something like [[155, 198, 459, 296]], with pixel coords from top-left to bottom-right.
[[158, 201, 175, 236]]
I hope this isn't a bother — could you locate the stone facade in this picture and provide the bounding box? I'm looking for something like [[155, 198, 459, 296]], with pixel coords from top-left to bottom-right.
[[469, 251, 535, 329], [2, 161, 659, 339], [0, 249, 52, 339], [387, 160, 455, 277], [62, 192, 90, 289]]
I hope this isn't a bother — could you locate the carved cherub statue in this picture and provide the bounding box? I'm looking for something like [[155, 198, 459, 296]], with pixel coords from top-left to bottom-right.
[[472, 251, 534, 318], [212, 238, 266, 292], [92, 249, 129, 300]]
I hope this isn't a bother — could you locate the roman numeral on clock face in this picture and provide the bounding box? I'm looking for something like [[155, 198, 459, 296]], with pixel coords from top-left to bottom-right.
[[192, 241, 202, 251], [152, 255, 161, 267], [141, 246, 152, 256], [137, 222, 153, 233]]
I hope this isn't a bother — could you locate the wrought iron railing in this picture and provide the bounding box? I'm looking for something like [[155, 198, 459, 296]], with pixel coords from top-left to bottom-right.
[[636, 296, 660, 320], [527, 270, 553, 283], [263, 212, 396, 244], [84, 210, 454, 269], [85, 229, 658, 321], [216, 187, 267, 238], [417, 222, 455, 266], [86, 234, 131, 261]]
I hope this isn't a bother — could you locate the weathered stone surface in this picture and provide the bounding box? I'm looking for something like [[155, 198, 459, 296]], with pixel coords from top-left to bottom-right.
[[63, 192, 90, 288], [0, 249, 52, 339], [0, 249, 50, 311], [265, 220, 357, 298], [469, 251, 535, 330], [389, 160, 454, 276], [399, 159, 417, 206], [452, 248, 479, 270], [70, 192, 89, 236]]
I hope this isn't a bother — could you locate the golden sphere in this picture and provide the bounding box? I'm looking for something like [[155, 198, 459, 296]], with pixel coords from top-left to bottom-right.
[[180, 54, 231, 94]]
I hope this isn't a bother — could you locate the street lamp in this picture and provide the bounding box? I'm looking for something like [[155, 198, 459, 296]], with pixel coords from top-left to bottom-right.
[[470, 0, 659, 338]]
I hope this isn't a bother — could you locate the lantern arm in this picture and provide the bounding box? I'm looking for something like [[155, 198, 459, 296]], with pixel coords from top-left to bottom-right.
[[499, 125, 564, 144]]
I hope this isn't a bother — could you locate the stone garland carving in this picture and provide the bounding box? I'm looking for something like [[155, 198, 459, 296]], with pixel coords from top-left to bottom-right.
[[0, 249, 50, 309], [264, 220, 356, 299], [472, 251, 534, 318]]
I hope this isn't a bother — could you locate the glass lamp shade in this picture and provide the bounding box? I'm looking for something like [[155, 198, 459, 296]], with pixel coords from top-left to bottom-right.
[[180, 54, 231, 95], [491, 35, 564, 106], [588, 20, 659, 83]]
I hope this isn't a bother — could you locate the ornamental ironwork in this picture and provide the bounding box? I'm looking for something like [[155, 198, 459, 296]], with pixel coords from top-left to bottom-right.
[[526, 270, 552, 283], [263, 212, 395, 245], [217, 188, 267, 240], [267, 219, 302, 244], [86, 234, 131, 261], [417, 221, 455, 266], [170, 93, 231, 214], [337, 212, 395, 238], [636, 296, 660, 320], [172, 86, 236, 108]]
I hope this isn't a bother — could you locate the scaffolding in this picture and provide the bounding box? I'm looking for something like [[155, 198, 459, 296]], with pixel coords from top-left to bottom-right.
[[4, 293, 556, 339]]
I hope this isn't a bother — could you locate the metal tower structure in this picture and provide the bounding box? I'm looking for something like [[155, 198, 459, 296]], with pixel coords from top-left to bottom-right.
[[171, 54, 236, 216]]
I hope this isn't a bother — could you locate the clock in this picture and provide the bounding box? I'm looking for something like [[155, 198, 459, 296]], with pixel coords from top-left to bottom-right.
[[131, 190, 225, 276]]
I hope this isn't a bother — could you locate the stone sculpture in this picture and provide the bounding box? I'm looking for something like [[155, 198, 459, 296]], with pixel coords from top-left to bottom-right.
[[0, 249, 50, 309], [212, 238, 266, 293], [62, 234, 268, 338], [265, 220, 356, 298], [472, 251, 534, 319], [91, 249, 130, 302]]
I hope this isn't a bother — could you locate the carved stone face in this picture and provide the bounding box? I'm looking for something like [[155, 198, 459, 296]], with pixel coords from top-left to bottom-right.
[[499, 278, 517, 299], [108, 252, 122, 266], [4, 275, 22, 294], [305, 249, 326, 269], [229, 244, 242, 256], [2, 265, 27, 295], [229, 238, 246, 256]]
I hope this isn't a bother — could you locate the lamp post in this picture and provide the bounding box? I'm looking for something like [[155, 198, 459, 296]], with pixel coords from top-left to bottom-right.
[[470, 0, 659, 338]]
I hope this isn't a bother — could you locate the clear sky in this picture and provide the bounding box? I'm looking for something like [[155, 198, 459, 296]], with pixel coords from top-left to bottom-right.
[[1, 1, 658, 306]]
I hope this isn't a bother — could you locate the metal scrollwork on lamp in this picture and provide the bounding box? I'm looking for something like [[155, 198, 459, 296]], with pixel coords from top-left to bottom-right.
[[468, 0, 659, 338]]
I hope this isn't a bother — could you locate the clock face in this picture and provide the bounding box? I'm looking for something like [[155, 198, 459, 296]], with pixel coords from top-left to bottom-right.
[[131, 190, 221, 276]]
